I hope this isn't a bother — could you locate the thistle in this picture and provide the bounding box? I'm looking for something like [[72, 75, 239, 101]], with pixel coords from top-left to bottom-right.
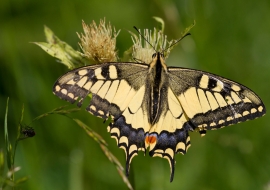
[[78, 19, 120, 63], [130, 28, 174, 64]]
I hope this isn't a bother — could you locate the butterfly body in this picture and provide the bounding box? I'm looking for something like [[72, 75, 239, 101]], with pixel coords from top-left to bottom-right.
[[53, 51, 265, 182]]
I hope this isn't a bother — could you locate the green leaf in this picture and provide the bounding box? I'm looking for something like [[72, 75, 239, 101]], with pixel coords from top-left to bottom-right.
[[181, 20, 196, 37], [153, 16, 165, 32], [164, 20, 196, 55], [33, 26, 90, 69]]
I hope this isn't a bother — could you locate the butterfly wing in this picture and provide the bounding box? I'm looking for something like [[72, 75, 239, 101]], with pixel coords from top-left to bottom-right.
[[53, 62, 151, 175], [167, 67, 266, 133]]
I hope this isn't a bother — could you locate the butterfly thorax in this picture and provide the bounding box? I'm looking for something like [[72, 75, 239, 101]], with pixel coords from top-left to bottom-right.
[[148, 52, 168, 124]]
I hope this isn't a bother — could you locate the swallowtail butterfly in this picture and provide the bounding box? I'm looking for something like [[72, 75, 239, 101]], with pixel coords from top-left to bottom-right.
[[53, 30, 265, 182]]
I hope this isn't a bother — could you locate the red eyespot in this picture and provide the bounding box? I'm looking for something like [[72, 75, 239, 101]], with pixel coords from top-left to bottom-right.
[[145, 134, 157, 144]]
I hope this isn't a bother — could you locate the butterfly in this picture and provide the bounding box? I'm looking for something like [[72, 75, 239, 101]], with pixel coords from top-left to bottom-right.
[[53, 32, 266, 182]]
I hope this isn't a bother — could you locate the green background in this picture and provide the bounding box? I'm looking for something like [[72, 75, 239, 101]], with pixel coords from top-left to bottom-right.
[[1, 0, 270, 189]]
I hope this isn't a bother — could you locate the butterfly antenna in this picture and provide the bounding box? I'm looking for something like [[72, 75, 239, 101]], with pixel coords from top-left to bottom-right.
[[133, 26, 157, 52], [162, 32, 191, 53]]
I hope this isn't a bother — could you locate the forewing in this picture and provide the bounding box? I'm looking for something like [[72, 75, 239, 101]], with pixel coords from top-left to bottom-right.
[[53, 62, 147, 117], [168, 67, 266, 134]]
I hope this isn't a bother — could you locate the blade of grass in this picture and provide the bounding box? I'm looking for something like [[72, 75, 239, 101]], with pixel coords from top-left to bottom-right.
[[0, 150, 4, 182], [4, 98, 13, 171], [72, 119, 107, 146], [14, 104, 24, 155], [100, 144, 133, 190], [73, 118, 133, 190], [17, 104, 25, 140], [30, 106, 81, 124]]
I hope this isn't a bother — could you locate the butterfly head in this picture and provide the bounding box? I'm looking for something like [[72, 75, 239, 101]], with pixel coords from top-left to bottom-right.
[[133, 26, 190, 66], [151, 52, 165, 60], [149, 51, 168, 71]]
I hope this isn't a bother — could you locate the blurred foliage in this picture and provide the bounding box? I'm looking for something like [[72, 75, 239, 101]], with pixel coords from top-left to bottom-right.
[[33, 26, 90, 70], [1, 98, 29, 189], [1, 0, 270, 189]]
